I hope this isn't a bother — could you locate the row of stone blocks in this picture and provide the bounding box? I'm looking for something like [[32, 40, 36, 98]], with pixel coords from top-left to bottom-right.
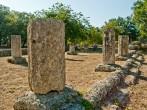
[[12, 18, 143, 110], [95, 30, 129, 72], [84, 43, 144, 109]]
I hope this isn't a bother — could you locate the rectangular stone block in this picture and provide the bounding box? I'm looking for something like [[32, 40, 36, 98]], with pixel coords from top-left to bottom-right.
[[27, 19, 65, 94], [103, 30, 115, 65], [11, 35, 22, 58], [118, 35, 129, 56]]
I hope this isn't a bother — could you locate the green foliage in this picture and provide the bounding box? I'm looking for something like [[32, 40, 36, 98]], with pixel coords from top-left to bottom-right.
[[86, 26, 102, 45], [0, 4, 32, 47], [132, 0, 147, 39], [0, 3, 102, 47], [102, 17, 140, 40], [35, 3, 95, 45], [81, 99, 94, 110]]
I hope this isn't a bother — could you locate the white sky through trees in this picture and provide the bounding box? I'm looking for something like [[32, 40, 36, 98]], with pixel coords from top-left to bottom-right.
[[0, 0, 136, 27]]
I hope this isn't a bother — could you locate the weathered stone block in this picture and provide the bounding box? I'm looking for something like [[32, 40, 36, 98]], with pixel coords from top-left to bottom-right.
[[9, 35, 27, 64], [118, 35, 129, 56], [7, 57, 27, 65], [141, 43, 147, 49], [95, 64, 116, 72], [11, 35, 22, 58], [103, 29, 115, 65], [115, 55, 128, 61], [129, 44, 140, 50], [27, 19, 65, 94], [13, 87, 84, 110], [67, 45, 77, 55]]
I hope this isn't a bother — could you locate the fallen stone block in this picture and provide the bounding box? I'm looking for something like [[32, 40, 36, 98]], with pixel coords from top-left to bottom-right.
[[14, 87, 84, 110], [95, 64, 116, 72]]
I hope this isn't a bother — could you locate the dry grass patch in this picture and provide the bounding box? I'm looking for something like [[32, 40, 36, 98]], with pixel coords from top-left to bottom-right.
[[0, 53, 125, 110]]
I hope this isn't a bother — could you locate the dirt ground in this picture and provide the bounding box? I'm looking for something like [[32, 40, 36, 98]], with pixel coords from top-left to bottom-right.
[[0, 53, 146, 110], [0, 53, 125, 110], [126, 54, 147, 110]]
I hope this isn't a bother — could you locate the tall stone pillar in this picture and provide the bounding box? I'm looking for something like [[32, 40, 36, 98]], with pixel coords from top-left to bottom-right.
[[27, 19, 65, 94], [95, 29, 116, 72], [67, 45, 77, 55], [8, 35, 26, 64], [118, 35, 129, 56], [103, 30, 115, 65], [11, 35, 22, 58], [14, 19, 85, 110], [116, 35, 129, 61]]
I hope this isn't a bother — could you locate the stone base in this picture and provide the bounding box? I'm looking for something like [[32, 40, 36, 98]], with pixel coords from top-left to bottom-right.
[[13, 87, 84, 110], [7, 57, 27, 65], [67, 51, 78, 55], [116, 55, 128, 61], [95, 64, 116, 72], [129, 44, 140, 50]]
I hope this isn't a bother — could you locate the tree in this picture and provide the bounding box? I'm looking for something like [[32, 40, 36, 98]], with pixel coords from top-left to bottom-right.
[[132, 0, 147, 39], [0, 4, 10, 46], [0, 4, 33, 47], [86, 27, 102, 45], [35, 3, 91, 46], [102, 17, 139, 41]]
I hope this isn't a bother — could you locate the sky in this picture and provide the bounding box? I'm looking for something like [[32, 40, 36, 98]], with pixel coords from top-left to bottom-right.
[[0, 0, 137, 27]]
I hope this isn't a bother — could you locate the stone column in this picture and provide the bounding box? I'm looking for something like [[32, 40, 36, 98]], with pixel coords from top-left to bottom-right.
[[8, 35, 26, 64], [27, 19, 65, 94], [11, 35, 22, 58], [95, 29, 116, 72], [118, 35, 129, 56], [67, 44, 77, 55], [103, 29, 115, 65], [69, 45, 75, 53]]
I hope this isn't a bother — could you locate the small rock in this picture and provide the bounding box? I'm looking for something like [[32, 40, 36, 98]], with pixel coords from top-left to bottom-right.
[[95, 64, 116, 72]]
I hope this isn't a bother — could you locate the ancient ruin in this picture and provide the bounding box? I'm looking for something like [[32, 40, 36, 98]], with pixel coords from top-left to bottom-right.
[[27, 19, 65, 94], [116, 35, 129, 61], [95, 29, 116, 72], [7, 35, 27, 64], [11, 35, 22, 58], [14, 19, 85, 110], [67, 44, 77, 55]]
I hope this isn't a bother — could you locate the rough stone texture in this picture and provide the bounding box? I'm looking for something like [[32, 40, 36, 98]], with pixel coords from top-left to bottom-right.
[[129, 44, 140, 50], [95, 64, 116, 72], [137, 55, 144, 62], [0, 48, 27, 57], [115, 55, 128, 61], [69, 45, 75, 53], [141, 43, 147, 49], [103, 29, 115, 65], [67, 45, 77, 55], [115, 41, 118, 48], [125, 75, 137, 85], [60, 103, 85, 110], [131, 41, 141, 46], [102, 89, 129, 110], [13, 87, 85, 110], [128, 50, 136, 56], [8, 35, 27, 64], [132, 54, 139, 58], [7, 57, 27, 65], [95, 30, 116, 72], [27, 19, 65, 94], [85, 43, 144, 109], [118, 35, 129, 56], [11, 35, 22, 58], [85, 70, 124, 108]]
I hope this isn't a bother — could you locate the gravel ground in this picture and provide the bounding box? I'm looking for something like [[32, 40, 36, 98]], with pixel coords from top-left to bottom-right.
[[0, 53, 126, 110], [126, 54, 147, 110]]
